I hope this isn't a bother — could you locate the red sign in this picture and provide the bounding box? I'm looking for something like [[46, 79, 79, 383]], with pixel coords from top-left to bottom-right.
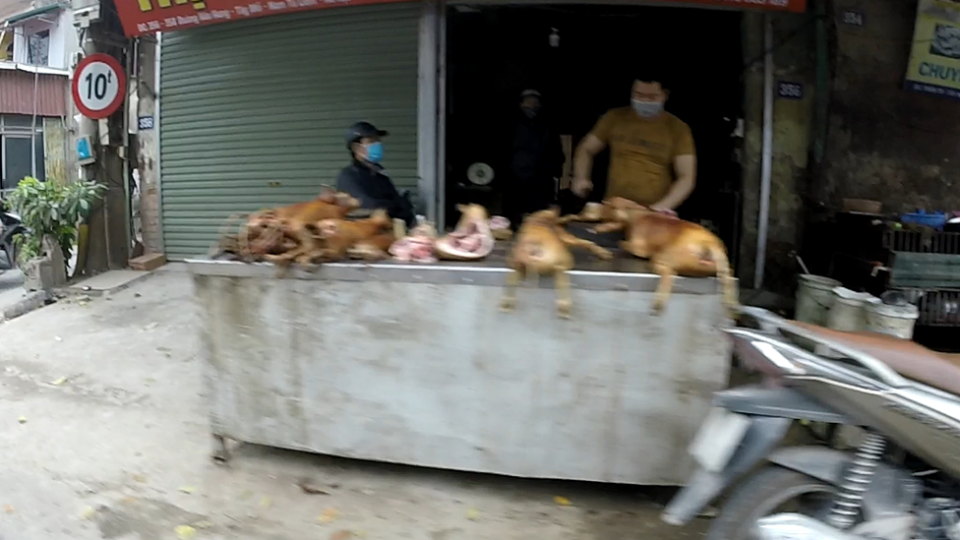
[[117, 0, 806, 37], [117, 0, 413, 36], [71, 53, 127, 120], [673, 0, 806, 10]]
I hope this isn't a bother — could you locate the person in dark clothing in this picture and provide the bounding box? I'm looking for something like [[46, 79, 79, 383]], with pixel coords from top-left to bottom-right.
[[335, 121, 417, 228], [501, 89, 565, 230]]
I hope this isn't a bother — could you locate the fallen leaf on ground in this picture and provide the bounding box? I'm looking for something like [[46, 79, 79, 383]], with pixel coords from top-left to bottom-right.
[[259, 496, 272, 508], [239, 490, 253, 500], [317, 508, 339, 524], [193, 520, 214, 529], [297, 479, 330, 495], [179, 486, 197, 494], [554, 496, 572, 506], [121, 496, 138, 505], [3, 505, 14, 514], [17, 416, 26, 424], [80, 507, 96, 519], [174, 525, 197, 540], [330, 530, 353, 540], [466, 508, 480, 521], [51, 377, 67, 386], [132, 474, 147, 483]]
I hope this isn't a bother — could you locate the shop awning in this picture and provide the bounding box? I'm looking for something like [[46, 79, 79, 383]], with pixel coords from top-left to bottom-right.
[[115, 0, 806, 38]]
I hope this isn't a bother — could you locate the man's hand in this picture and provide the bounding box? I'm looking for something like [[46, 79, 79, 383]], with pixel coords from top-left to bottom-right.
[[572, 177, 593, 198], [649, 204, 678, 218]]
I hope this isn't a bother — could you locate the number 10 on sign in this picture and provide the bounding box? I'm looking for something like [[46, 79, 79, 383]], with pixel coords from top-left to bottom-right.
[[71, 53, 127, 120]]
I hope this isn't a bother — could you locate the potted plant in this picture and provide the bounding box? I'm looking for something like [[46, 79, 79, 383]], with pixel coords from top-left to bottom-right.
[[4, 177, 106, 291]]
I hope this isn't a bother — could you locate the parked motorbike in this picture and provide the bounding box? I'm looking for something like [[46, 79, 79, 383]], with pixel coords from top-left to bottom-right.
[[661, 306, 960, 540], [0, 207, 25, 270]]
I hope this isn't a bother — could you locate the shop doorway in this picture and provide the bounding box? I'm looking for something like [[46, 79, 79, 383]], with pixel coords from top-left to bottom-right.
[[444, 3, 745, 270]]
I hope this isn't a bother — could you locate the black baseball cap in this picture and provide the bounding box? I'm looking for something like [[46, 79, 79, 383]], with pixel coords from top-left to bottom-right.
[[346, 121, 388, 148]]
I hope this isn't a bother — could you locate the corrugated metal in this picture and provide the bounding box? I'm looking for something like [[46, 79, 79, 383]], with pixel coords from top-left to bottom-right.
[[159, 3, 421, 260], [0, 70, 68, 116]]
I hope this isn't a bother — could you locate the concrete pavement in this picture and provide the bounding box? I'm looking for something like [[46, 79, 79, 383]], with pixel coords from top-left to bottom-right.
[[0, 265, 710, 540]]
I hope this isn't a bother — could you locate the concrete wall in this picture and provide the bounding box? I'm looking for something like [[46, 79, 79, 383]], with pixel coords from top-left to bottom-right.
[[136, 37, 162, 255], [739, 11, 816, 293], [822, 0, 959, 214]]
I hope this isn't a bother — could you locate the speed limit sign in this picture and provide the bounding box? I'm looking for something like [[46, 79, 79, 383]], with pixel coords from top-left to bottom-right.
[[71, 53, 126, 120]]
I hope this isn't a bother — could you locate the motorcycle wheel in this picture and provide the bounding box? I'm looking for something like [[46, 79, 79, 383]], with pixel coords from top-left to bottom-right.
[[704, 465, 835, 540], [1, 241, 16, 270]]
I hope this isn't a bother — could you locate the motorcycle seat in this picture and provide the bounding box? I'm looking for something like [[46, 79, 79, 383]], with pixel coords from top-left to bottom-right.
[[791, 321, 960, 396]]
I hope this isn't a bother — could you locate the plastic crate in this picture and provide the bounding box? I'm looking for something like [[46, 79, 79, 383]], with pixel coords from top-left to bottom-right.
[[883, 229, 960, 254], [889, 252, 960, 289]]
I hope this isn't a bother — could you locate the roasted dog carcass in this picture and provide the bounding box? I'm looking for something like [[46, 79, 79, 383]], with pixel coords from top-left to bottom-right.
[[312, 209, 396, 262], [500, 207, 613, 319], [255, 186, 361, 265], [557, 202, 613, 224], [593, 197, 738, 317]]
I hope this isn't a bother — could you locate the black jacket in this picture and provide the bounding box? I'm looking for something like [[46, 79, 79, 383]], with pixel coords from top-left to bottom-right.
[[505, 111, 565, 184], [335, 161, 416, 227]]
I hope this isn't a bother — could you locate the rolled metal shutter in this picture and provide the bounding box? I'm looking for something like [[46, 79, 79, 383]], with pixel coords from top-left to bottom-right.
[[159, 3, 420, 259]]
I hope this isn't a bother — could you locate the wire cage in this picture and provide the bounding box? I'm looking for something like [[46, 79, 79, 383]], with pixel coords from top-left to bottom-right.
[[883, 229, 960, 328], [889, 288, 960, 328], [883, 229, 960, 255]]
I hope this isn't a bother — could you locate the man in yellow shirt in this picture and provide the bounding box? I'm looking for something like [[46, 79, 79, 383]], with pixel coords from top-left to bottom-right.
[[571, 71, 696, 213]]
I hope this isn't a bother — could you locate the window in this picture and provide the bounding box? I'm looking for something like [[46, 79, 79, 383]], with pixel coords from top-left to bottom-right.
[[27, 30, 49, 66], [0, 115, 45, 191]]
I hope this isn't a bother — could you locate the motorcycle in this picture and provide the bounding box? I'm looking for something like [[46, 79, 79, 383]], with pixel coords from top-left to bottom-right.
[[661, 306, 960, 540], [0, 207, 25, 270]]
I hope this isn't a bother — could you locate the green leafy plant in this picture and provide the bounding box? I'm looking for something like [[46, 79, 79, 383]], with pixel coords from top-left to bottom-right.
[[4, 177, 106, 267]]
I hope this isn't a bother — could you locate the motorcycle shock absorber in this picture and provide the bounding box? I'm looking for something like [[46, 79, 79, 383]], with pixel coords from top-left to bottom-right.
[[827, 431, 887, 530]]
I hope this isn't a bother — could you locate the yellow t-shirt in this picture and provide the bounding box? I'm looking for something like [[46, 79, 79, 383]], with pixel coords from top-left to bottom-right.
[[588, 107, 695, 206]]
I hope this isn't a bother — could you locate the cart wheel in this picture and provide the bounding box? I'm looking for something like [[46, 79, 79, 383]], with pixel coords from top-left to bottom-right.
[[211, 435, 231, 465]]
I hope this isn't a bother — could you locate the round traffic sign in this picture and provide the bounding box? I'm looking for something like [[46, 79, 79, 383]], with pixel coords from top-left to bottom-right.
[[72, 53, 126, 120]]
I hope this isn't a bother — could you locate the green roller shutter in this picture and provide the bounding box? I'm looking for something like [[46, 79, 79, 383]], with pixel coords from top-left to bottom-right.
[[159, 3, 420, 260]]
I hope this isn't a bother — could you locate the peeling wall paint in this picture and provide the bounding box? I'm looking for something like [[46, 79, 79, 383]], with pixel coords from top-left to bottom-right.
[[136, 39, 163, 255], [825, 0, 960, 214], [42, 116, 67, 183], [740, 12, 815, 293]]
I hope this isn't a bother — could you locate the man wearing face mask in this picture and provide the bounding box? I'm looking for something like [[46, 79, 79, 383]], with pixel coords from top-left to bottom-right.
[[501, 89, 564, 230], [336, 121, 416, 228], [571, 70, 696, 214]]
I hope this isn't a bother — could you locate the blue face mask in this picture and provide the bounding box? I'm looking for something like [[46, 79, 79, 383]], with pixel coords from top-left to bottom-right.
[[365, 142, 384, 164]]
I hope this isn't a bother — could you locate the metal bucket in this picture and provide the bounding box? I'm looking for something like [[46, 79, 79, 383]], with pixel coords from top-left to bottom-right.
[[795, 275, 841, 326]]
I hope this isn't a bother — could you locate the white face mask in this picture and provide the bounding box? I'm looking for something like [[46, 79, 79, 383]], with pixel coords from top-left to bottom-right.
[[632, 99, 664, 118]]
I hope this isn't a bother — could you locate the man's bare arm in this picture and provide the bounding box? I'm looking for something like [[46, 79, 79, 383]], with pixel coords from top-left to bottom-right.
[[652, 154, 697, 211], [572, 134, 607, 197]]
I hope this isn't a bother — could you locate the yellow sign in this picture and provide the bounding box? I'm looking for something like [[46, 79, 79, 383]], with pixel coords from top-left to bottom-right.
[[906, 0, 960, 98]]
